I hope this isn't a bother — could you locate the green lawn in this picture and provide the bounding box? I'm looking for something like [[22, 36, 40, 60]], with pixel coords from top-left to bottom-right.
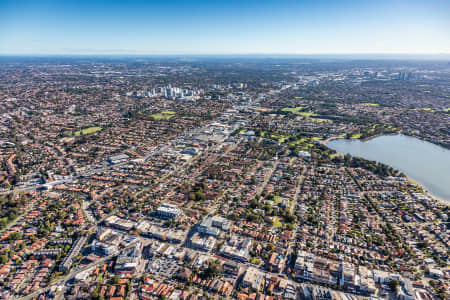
[[268, 133, 289, 143], [350, 133, 362, 139], [411, 108, 436, 113], [309, 118, 332, 123], [74, 126, 102, 136], [276, 136, 288, 143], [272, 217, 282, 228], [290, 137, 307, 146], [281, 106, 305, 113], [362, 103, 379, 107], [281, 106, 318, 117], [150, 111, 176, 120], [273, 195, 280, 204], [298, 111, 318, 117]]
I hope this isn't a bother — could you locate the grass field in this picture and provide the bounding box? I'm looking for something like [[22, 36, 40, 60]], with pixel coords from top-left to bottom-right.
[[273, 195, 280, 204], [348, 124, 398, 140], [350, 133, 362, 139], [261, 130, 289, 143], [272, 216, 282, 227], [298, 111, 318, 117], [150, 111, 176, 120], [412, 108, 436, 112], [74, 126, 102, 136], [362, 103, 379, 106], [281, 106, 305, 113], [289, 137, 307, 146], [271, 134, 288, 143], [282, 106, 317, 117], [251, 107, 273, 112], [308, 118, 332, 123]]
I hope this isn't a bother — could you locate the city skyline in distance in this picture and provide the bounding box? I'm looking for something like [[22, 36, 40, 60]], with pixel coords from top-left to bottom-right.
[[1, 0, 450, 55]]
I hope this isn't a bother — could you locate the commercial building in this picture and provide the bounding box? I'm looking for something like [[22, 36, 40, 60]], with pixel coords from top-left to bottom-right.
[[242, 267, 264, 291], [156, 202, 182, 219], [91, 240, 118, 256], [103, 215, 136, 231], [220, 245, 249, 262], [198, 215, 231, 236], [190, 233, 216, 251], [106, 154, 129, 164]]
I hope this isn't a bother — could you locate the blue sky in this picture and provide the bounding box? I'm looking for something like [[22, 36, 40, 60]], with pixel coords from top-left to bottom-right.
[[0, 0, 449, 55]]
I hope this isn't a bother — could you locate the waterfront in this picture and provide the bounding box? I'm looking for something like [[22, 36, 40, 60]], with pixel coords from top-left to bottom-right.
[[327, 134, 450, 204]]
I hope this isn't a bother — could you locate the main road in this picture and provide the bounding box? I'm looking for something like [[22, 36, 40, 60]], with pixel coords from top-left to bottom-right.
[[19, 240, 139, 300], [18, 251, 119, 300]]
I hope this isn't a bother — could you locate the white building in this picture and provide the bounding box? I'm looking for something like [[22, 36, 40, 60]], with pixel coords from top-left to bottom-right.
[[156, 202, 182, 219], [242, 267, 264, 291]]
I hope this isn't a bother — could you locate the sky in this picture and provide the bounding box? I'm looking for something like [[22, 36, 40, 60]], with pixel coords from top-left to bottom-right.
[[0, 0, 449, 55]]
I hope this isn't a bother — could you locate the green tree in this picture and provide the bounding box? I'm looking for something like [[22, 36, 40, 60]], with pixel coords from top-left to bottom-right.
[[389, 279, 399, 292], [0, 254, 8, 264], [203, 260, 222, 278]]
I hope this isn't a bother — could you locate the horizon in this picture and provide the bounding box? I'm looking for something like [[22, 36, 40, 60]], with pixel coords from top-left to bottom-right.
[[1, 53, 450, 61]]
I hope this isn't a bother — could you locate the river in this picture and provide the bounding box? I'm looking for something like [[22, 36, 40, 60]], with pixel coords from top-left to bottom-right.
[[327, 134, 450, 204]]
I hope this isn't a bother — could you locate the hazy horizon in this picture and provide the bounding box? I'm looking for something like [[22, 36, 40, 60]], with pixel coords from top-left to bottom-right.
[[1, 53, 450, 62]]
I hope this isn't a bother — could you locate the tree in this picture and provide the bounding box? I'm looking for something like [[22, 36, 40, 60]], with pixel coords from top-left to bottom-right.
[[0, 218, 7, 229], [0, 254, 8, 264], [388, 279, 399, 292], [417, 240, 429, 249], [194, 191, 205, 201], [8, 232, 22, 241], [202, 260, 222, 278], [266, 242, 275, 252], [112, 275, 120, 284]]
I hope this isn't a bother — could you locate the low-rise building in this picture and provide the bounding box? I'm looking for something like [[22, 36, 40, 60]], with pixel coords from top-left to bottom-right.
[[198, 215, 231, 236], [242, 267, 264, 291], [156, 203, 182, 219], [190, 233, 216, 251], [91, 240, 118, 256]]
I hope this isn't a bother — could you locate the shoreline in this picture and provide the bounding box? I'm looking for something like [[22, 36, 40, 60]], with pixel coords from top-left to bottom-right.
[[321, 132, 398, 145], [406, 177, 450, 206], [324, 134, 450, 207], [320, 134, 345, 145], [359, 132, 399, 142]]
